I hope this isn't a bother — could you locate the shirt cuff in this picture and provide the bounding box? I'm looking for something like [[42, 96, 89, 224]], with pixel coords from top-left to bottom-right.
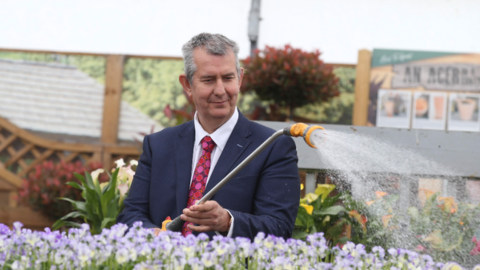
[[215, 209, 234, 237]]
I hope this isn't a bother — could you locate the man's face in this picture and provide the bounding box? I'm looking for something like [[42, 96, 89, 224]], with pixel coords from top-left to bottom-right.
[[181, 48, 243, 129]]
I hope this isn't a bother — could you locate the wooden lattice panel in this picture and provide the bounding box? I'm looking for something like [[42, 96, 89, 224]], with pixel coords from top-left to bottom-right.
[[0, 116, 141, 207]]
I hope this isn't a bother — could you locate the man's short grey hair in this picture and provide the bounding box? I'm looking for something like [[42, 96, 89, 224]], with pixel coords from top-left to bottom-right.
[[182, 33, 241, 84]]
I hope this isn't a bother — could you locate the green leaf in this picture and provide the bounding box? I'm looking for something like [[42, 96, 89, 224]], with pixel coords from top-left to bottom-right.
[[59, 198, 87, 213], [63, 221, 82, 229], [407, 207, 419, 220], [100, 217, 117, 230], [292, 230, 308, 240], [384, 194, 400, 205], [85, 188, 101, 218], [52, 220, 65, 230], [66, 181, 84, 190], [74, 173, 87, 186], [85, 171, 101, 195], [295, 217, 304, 226], [315, 205, 346, 216], [322, 194, 342, 208], [102, 169, 119, 215]]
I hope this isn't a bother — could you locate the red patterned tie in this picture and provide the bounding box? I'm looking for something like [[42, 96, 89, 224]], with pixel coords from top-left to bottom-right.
[[182, 136, 216, 236]]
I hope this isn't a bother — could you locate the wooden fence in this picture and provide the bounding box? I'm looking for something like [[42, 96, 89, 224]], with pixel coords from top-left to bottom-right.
[[0, 116, 140, 229]]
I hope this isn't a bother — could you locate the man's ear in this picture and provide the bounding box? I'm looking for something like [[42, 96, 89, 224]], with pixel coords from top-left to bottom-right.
[[238, 67, 244, 88], [179, 74, 192, 97]]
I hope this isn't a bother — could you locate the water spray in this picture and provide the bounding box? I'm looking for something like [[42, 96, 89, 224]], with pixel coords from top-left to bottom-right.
[[164, 123, 325, 232]]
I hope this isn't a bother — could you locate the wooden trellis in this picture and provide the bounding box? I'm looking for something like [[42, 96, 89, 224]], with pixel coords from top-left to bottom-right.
[[0, 116, 140, 216]]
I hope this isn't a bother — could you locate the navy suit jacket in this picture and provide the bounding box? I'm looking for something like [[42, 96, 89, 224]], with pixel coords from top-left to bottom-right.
[[117, 112, 300, 240]]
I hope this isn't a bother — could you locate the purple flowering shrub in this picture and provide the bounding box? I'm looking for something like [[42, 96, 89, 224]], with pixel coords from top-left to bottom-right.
[[0, 221, 476, 269]]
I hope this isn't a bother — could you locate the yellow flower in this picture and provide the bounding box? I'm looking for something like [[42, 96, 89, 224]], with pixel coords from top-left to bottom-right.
[[300, 204, 313, 215], [304, 193, 319, 204], [423, 230, 443, 247], [366, 201, 375, 206], [300, 183, 304, 190], [314, 184, 335, 202], [382, 215, 393, 228], [375, 191, 388, 199], [438, 196, 458, 213], [419, 188, 436, 199]]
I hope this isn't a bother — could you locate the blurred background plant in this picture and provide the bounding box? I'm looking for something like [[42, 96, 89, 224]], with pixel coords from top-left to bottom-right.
[[407, 190, 480, 264], [17, 161, 107, 221], [342, 191, 400, 252], [53, 159, 136, 234], [240, 45, 340, 121]]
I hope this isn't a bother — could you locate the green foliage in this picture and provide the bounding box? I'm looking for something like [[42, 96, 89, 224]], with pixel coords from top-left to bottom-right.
[[342, 192, 400, 252], [241, 45, 340, 120], [407, 191, 480, 262], [53, 168, 128, 235], [293, 184, 349, 246], [122, 58, 186, 127], [0, 52, 106, 84], [294, 67, 355, 125]]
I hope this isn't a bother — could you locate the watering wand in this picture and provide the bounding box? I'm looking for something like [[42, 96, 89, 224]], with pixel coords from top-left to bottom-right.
[[165, 123, 325, 232]]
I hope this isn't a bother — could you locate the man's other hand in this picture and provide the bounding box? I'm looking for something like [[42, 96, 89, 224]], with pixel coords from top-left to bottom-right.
[[181, 201, 231, 233]]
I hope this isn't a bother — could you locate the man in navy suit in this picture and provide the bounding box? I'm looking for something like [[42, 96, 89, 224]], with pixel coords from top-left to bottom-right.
[[117, 33, 300, 240]]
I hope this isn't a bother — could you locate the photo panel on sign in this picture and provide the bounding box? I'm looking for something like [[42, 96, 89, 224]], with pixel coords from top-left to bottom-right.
[[376, 89, 412, 129], [447, 93, 480, 132], [412, 92, 447, 130]]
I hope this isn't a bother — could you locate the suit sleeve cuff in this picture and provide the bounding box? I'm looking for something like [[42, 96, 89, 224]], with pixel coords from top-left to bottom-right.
[[215, 209, 234, 237]]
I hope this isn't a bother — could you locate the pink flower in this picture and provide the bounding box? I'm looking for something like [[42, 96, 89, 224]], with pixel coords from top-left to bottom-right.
[[471, 236, 480, 256], [117, 183, 129, 197], [415, 245, 426, 252]]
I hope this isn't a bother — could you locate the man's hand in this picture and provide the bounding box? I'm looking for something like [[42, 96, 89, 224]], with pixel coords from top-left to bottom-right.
[[181, 201, 231, 232], [153, 228, 162, 236]]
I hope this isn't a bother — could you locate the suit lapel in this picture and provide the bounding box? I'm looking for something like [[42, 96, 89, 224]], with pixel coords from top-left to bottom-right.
[[205, 113, 252, 196], [174, 123, 195, 216]]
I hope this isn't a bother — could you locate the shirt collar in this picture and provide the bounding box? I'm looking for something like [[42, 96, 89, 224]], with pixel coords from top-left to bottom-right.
[[194, 108, 239, 151]]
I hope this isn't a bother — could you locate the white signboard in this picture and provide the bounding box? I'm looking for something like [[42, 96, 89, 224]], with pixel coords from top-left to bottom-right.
[[447, 93, 480, 132], [376, 89, 412, 129], [412, 92, 447, 130], [392, 63, 480, 91]]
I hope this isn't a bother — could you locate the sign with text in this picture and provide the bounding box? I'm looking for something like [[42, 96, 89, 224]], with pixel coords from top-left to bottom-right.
[[367, 49, 480, 132], [392, 63, 480, 91]]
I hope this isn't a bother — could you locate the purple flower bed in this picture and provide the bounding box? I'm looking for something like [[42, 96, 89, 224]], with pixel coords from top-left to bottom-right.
[[0, 221, 476, 269]]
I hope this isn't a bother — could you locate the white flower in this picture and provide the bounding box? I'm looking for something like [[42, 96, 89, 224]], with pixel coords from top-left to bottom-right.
[[116, 248, 129, 264], [54, 251, 65, 265], [91, 169, 105, 182], [130, 159, 138, 166], [129, 248, 138, 261], [115, 158, 126, 168], [11, 261, 20, 270]]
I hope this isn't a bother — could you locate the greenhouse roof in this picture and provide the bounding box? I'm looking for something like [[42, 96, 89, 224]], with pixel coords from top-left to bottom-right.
[[0, 58, 162, 142]]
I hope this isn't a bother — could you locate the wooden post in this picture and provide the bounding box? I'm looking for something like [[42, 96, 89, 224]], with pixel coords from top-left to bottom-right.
[[352, 50, 372, 126], [101, 55, 125, 168]]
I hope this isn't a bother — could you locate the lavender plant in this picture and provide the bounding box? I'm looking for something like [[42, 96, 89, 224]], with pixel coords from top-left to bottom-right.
[[0, 221, 475, 269]]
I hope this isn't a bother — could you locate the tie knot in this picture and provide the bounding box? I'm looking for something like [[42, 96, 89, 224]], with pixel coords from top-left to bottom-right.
[[201, 136, 216, 152]]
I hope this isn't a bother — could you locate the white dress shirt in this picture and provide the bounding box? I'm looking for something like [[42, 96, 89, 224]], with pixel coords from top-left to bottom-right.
[[190, 108, 239, 236]]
